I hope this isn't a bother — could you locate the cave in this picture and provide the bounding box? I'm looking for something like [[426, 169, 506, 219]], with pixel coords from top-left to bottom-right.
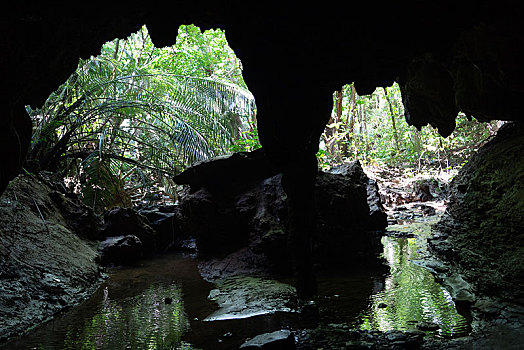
[[1, 2, 523, 349]]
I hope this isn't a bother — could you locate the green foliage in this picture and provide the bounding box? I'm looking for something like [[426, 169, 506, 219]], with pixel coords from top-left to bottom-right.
[[228, 125, 262, 152], [27, 25, 258, 211], [319, 82, 500, 171]]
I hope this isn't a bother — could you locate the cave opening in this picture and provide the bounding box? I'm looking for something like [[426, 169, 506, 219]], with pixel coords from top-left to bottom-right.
[[24, 23, 259, 212], [320, 81, 504, 172], [1, 3, 524, 349]]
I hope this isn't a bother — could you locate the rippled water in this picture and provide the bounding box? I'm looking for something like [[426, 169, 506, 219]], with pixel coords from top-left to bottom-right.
[[357, 218, 471, 337]]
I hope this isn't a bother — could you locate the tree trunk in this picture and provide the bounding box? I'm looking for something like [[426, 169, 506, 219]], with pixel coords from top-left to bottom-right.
[[113, 39, 120, 59], [384, 87, 400, 152], [334, 88, 343, 161], [347, 84, 357, 156], [412, 128, 422, 159], [362, 101, 368, 154], [340, 84, 356, 157]]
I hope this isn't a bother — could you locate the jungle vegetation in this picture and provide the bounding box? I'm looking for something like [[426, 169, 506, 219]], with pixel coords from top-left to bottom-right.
[[26, 25, 258, 211], [25, 24, 499, 211], [318, 83, 501, 171]]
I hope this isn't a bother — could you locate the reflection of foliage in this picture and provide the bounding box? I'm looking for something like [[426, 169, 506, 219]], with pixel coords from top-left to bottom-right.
[[62, 284, 188, 349], [359, 235, 468, 337]]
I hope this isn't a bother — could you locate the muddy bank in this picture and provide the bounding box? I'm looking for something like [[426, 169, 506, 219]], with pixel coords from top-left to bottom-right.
[[0, 173, 104, 342]]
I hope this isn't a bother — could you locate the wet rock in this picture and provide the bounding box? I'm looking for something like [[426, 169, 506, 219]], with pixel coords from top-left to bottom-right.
[[367, 179, 389, 230], [328, 323, 348, 329], [203, 276, 296, 321], [414, 203, 436, 216], [0, 174, 103, 342], [412, 180, 434, 202], [386, 229, 416, 239], [443, 274, 475, 305], [345, 340, 375, 349], [384, 330, 408, 342], [473, 298, 502, 317], [99, 235, 143, 265], [433, 122, 524, 303], [417, 259, 449, 273], [427, 236, 454, 257], [239, 329, 296, 350], [178, 186, 250, 256]]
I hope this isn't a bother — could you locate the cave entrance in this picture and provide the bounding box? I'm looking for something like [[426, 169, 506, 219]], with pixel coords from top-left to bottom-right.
[[315, 82, 506, 339], [319, 81, 505, 211], [319, 82, 503, 174], [24, 24, 259, 212]]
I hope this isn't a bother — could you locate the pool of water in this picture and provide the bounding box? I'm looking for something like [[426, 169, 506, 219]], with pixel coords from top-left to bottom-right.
[[2, 215, 470, 349], [1, 255, 215, 350], [355, 216, 470, 337]]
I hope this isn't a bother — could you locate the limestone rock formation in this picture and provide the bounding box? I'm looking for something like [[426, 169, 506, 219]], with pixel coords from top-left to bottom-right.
[[138, 205, 183, 252], [176, 154, 387, 269], [239, 329, 296, 350], [2, 3, 524, 196], [101, 207, 156, 255], [431, 122, 524, 303], [0, 174, 103, 342]]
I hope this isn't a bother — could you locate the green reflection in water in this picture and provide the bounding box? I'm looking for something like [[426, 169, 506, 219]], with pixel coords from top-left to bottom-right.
[[359, 226, 470, 337], [60, 283, 190, 350]]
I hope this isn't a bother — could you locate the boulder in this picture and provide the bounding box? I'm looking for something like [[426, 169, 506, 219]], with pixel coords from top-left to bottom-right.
[[102, 207, 156, 254], [98, 235, 143, 265], [138, 205, 183, 252], [178, 186, 251, 257], [328, 162, 388, 230], [239, 329, 296, 350], [176, 153, 387, 268], [173, 148, 279, 193]]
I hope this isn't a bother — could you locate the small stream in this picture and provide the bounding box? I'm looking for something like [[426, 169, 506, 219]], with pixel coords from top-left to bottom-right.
[[3, 207, 470, 349]]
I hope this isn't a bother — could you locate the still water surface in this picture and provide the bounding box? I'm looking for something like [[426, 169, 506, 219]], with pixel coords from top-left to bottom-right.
[[3, 216, 470, 349], [358, 233, 470, 336]]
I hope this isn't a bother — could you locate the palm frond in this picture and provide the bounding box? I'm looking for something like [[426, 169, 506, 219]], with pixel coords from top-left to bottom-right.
[[27, 36, 257, 209]]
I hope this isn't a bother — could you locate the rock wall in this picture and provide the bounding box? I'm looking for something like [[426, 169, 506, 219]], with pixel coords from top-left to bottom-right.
[[0, 174, 103, 342], [177, 158, 387, 271], [431, 122, 524, 303], [3, 3, 524, 196]]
